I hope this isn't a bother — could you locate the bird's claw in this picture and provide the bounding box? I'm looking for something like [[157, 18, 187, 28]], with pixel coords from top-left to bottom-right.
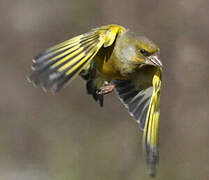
[[97, 83, 115, 95]]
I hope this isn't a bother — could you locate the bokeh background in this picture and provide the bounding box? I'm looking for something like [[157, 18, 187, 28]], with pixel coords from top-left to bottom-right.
[[1, 0, 209, 179]]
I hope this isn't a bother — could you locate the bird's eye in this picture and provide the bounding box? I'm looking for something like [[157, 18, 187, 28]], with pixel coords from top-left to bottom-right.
[[140, 49, 150, 56]]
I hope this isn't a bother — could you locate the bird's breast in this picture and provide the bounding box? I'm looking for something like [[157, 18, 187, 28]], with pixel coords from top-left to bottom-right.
[[94, 51, 139, 80], [94, 56, 124, 80]]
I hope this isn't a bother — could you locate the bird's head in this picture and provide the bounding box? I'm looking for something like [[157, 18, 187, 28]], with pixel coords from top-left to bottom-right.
[[134, 36, 162, 68], [117, 31, 163, 68]]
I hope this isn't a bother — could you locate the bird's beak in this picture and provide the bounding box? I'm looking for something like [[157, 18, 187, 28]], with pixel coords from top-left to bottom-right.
[[145, 52, 162, 67]]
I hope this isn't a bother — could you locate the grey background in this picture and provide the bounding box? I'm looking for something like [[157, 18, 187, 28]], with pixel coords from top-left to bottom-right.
[[1, 0, 209, 179]]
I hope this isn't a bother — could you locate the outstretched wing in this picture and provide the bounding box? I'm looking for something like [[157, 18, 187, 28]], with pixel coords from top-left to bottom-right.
[[113, 80, 153, 128], [142, 71, 161, 177], [113, 66, 162, 177], [29, 25, 123, 93]]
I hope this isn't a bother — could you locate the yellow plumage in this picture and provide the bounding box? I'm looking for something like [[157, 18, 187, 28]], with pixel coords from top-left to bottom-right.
[[143, 71, 161, 176], [28, 24, 162, 177]]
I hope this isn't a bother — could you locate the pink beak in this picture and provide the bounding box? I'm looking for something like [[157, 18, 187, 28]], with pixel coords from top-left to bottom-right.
[[145, 52, 162, 67]]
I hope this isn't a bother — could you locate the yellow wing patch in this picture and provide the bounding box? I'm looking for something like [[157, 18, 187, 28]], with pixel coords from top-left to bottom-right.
[[29, 25, 123, 93]]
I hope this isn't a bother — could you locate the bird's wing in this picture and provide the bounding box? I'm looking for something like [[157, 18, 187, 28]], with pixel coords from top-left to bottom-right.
[[29, 25, 123, 93], [113, 67, 162, 177]]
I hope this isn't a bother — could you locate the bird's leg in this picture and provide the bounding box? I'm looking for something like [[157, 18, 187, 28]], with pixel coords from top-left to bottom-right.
[[97, 81, 115, 95]]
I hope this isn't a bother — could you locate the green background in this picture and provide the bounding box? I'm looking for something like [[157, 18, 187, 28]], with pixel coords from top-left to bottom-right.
[[1, 0, 209, 179]]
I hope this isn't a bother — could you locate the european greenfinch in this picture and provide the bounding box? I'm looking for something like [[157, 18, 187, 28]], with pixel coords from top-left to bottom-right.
[[29, 24, 162, 177]]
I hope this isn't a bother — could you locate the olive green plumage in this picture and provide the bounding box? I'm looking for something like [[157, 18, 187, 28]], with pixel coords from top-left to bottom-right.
[[28, 24, 162, 177]]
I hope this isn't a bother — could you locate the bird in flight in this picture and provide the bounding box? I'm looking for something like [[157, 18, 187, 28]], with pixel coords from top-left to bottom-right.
[[28, 24, 162, 177]]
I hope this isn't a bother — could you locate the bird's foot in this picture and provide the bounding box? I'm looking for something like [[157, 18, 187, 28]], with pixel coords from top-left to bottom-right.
[[97, 82, 115, 95]]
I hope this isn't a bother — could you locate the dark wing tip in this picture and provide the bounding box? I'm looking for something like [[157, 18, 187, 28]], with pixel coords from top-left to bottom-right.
[[149, 169, 156, 178], [146, 146, 159, 177], [28, 70, 63, 94]]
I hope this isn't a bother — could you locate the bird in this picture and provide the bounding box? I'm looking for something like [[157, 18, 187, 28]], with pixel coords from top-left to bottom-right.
[[28, 24, 162, 177]]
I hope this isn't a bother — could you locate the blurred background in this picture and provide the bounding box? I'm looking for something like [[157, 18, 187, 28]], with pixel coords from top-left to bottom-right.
[[1, 0, 209, 179]]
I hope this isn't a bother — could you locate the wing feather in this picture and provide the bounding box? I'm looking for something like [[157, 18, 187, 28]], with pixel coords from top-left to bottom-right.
[[142, 73, 161, 177], [29, 25, 122, 93], [113, 68, 162, 177], [113, 79, 153, 128]]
